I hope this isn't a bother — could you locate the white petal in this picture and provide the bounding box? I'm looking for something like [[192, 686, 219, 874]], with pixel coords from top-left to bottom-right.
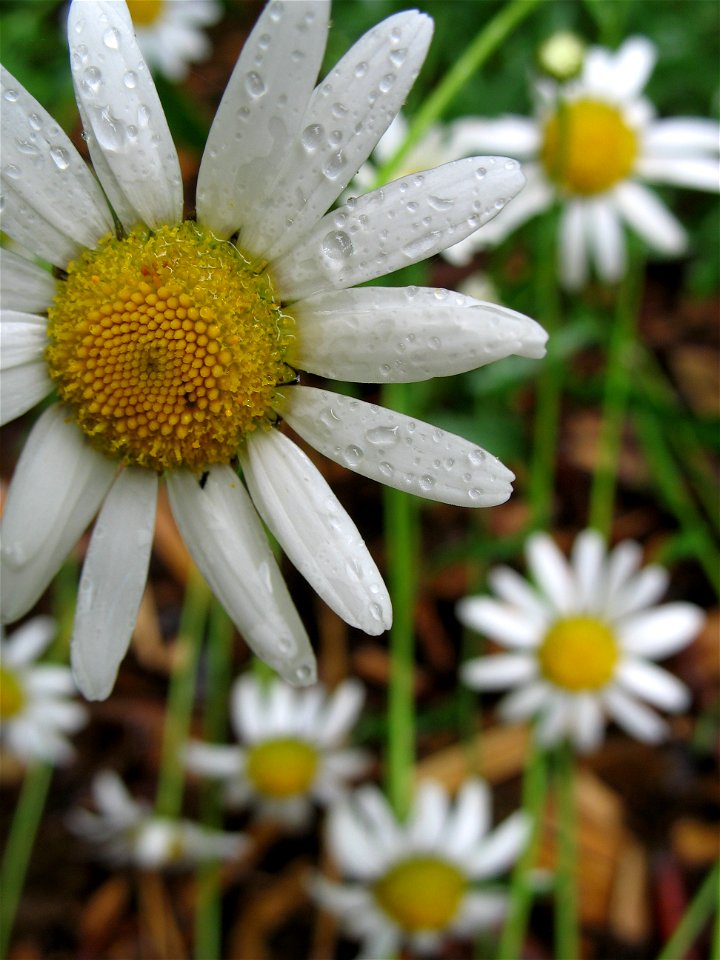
[[448, 116, 541, 158], [570, 693, 606, 753], [1, 407, 116, 621], [240, 429, 391, 634], [24, 663, 77, 696], [601, 686, 668, 742], [570, 529, 607, 613], [616, 658, 690, 712], [644, 118, 720, 156], [608, 37, 656, 99], [468, 811, 529, 879], [487, 565, 550, 622], [328, 796, 390, 878], [71, 467, 157, 700], [2, 616, 56, 667], [68, 0, 183, 230], [525, 533, 575, 615], [608, 564, 669, 620], [635, 155, 720, 192], [558, 201, 589, 290], [603, 539, 642, 605], [461, 654, 536, 690], [273, 156, 526, 301], [445, 779, 490, 856], [353, 787, 403, 859], [318, 679, 365, 745], [587, 198, 626, 283], [184, 741, 243, 779], [248, 11, 434, 261], [0, 360, 53, 425], [288, 286, 547, 383], [456, 597, 540, 648], [408, 780, 450, 850], [0, 67, 114, 266], [231, 674, 267, 743], [167, 466, 316, 687], [615, 181, 687, 255], [0, 313, 47, 368], [454, 891, 509, 934], [196, 0, 330, 238], [0, 249, 56, 312], [497, 680, 550, 722], [619, 603, 704, 659], [276, 385, 514, 507], [535, 694, 572, 747], [265, 679, 297, 735]]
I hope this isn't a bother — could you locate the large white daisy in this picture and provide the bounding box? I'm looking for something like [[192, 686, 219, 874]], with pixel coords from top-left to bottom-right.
[[124, 0, 222, 82], [185, 674, 370, 828], [0, 0, 546, 701], [457, 529, 704, 753], [314, 778, 528, 959], [447, 36, 720, 287], [0, 617, 87, 765]]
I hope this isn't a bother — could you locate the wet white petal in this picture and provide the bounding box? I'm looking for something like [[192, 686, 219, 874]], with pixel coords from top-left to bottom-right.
[[616, 658, 690, 712], [0, 313, 47, 368], [457, 597, 540, 648], [0, 249, 56, 312], [68, 0, 183, 229], [273, 156, 525, 300], [462, 654, 536, 690], [167, 466, 316, 687], [289, 286, 547, 383], [602, 686, 668, 742], [0, 360, 53, 426], [72, 467, 157, 700], [197, 1, 330, 238], [615, 181, 687, 255], [0, 66, 114, 265], [276, 385, 514, 507], [619, 603, 704, 659], [525, 533, 575, 615], [241, 429, 391, 634], [636, 155, 720, 192]]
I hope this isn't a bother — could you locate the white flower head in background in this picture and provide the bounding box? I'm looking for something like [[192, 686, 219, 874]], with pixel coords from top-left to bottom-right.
[[68, 769, 246, 868], [0, 617, 87, 765], [185, 675, 370, 828], [123, 0, 222, 82], [315, 779, 528, 960], [1, 0, 547, 702], [458, 529, 704, 753], [449, 36, 720, 287]]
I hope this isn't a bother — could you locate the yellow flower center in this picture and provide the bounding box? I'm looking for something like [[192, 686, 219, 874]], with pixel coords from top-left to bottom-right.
[[373, 857, 467, 933], [46, 223, 294, 473], [246, 738, 319, 798], [540, 98, 638, 195], [538, 616, 620, 691], [126, 0, 164, 27], [0, 666, 25, 719]]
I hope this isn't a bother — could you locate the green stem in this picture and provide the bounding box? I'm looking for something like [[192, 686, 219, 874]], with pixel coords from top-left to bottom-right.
[[383, 381, 419, 822], [154, 567, 210, 820], [0, 762, 54, 960], [554, 741, 580, 960], [374, 0, 543, 186], [588, 258, 644, 538], [497, 736, 549, 960], [656, 860, 719, 960]]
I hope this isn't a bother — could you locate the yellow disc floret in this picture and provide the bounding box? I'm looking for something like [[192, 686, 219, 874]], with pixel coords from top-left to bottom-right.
[[46, 223, 294, 473], [246, 738, 319, 798], [373, 856, 467, 932], [540, 98, 638, 195], [125, 0, 164, 27], [0, 666, 25, 719], [538, 616, 620, 691]]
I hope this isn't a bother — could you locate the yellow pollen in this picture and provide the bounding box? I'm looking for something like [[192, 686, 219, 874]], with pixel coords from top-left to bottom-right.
[[46, 223, 294, 473], [373, 857, 467, 932], [126, 0, 164, 27], [0, 666, 25, 719], [246, 738, 319, 798], [540, 98, 638, 195], [538, 616, 620, 691]]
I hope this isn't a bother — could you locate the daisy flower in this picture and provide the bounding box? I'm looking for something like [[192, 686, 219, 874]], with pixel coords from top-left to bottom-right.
[[457, 529, 704, 753], [314, 778, 528, 959], [68, 769, 246, 868], [448, 36, 720, 287], [0, 617, 87, 765], [0, 0, 546, 701], [185, 674, 370, 828], [124, 0, 222, 82]]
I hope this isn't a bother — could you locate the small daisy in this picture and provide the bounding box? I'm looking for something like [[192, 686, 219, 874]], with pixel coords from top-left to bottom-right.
[[0, 617, 87, 765], [314, 778, 528, 959], [1, 0, 547, 700], [68, 769, 246, 868], [185, 675, 370, 828], [448, 36, 720, 286], [458, 529, 704, 753], [124, 0, 222, 82]]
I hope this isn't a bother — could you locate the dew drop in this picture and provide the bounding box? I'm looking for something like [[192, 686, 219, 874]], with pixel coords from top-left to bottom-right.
[[28, 113, 43, 132], [370, 602, 384, 622], [468, 488, 483, 501], [137, 104, 151, 127], [258, 32, 271, 50], [277, 635, 296, 655], [406, 200, 419, 213], [332, 102, 348, 119], [428, 195, 455, 211], [245, 71, 266, 98], [268, 2, 283, 22], [102, 27, 120, 49], [14, 139, 40, 158], [343, 444, 364, 467], [379, 73, 396, 94], [378, 461, 394, 478], [389, 48, 407, 67], [3, 89, 19, 102], [419, 475, 436, 492], [301, 123, 324, 153], [321, 230, 354, 261], [4, 163, 21, 180], [402, 232, 440, 260], [294, 662, 315, 685], [123, 70, 138, 89], [83, 66, 102, 93], [354, 61, 368, 79], [475, 167, 487, 180], [494, 198, 506, 210], [49, 146, 70, 170], [468, 448, 487, 465], [323, 150, 346, 180], [429, 336, 441, 349], [366, 425, 399, 446]]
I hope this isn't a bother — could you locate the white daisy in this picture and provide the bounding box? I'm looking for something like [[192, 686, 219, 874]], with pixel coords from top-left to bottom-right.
[[68, 769, 246, 868], [314, 778, 528, 959], [185, 674, 370, 828], [0, 0, 546, 701], [448, 36, 720, 286], [458, 529, 704, 753], [124, 0, 222, 82], [0, 617, 87, 765]]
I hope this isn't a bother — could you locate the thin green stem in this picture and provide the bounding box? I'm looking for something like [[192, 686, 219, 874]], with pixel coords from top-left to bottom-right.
[[154, 567, 210, 820], [0, 762, 54, 960], [656, 860, 719, 960], [374, 0, 543, 186], [554, 741, 580, 960], [497, 736, 549, 960]]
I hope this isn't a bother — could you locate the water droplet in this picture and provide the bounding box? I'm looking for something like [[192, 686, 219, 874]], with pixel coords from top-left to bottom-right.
[[419, 475, 436, 492], [4, 163, 21, 180], [92, 107, 125, 151], [475, 167, 487, 180], [332, 102, 348, 119], [468, 449, 487, 465], [83, 66, 102, 93], [428, 195, 455, 211], [49, 146, 70, 170], [494, 198, 506, 210], [328, 129, 343, 148], [321, 230, 354, 261], [123, 70, 138, 89], [402, 232, 440, 260], [258, 33, 271, 50], [468, 488, 483, 501], [390, 26, 402, 42], [245, 71, 266, 98], [137, 104, 151, 127], [343, 444, 364, 467], [14, 139, 40, 158], [354, 61, 368, 79], [28, 113, 42, 131], [429, 336, 441, 349], [3, 89, 19, 102], [102, 27, 120, 49], [370, 602, 384, 621], [406, 200, 419, 213], [378, 461, 394, 478], [126, 124, 138, 139], [379, 73, 396, 94], [433, 288, 449, 300], [505, 159, 518, 171], [323, 150, 346, 180], [294, 662, 315, 685], [389, 48, 407, 67], [301, 123, 324, 153], [268, 3, 283, 22], [366, 425, 399, 446], [277, 635, 295, 655]]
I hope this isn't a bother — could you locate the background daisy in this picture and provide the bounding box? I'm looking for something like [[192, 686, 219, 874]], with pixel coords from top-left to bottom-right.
[[124, 0, 222, 81]]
